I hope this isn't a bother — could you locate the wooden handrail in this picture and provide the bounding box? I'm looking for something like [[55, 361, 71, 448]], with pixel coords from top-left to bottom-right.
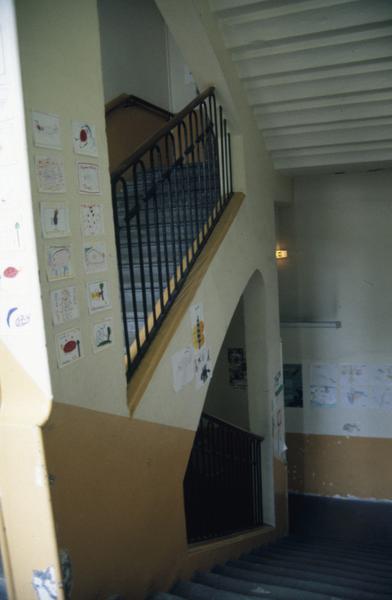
[[105, 93, 173, 120], [111, 86, 215, 182]]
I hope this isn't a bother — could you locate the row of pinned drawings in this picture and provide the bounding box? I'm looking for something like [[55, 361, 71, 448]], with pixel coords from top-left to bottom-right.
[[35, 155, 100, 194], [32, 111, 98, 157], [56, 319, 113, 367]]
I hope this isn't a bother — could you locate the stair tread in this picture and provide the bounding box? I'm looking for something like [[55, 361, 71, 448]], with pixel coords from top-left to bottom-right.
[[173, 579, 257, 599], [277, 538, 392, 563], [215, 564, 390, 600]]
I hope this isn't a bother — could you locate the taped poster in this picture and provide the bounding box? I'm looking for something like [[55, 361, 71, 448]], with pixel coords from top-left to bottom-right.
[[171, 346, 195, 392]]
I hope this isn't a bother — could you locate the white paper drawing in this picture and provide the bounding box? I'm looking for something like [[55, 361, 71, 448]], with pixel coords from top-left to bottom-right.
[[72, 121, 98, 157], [340, 364, 368, 387], [340, 364, 369, 408], [80, 203, 104, 237], [56, 328, 83, 368], [310, 385, 337, 407], [87, 280, 111, 313], [32, 565, 58, 600], [371, 387, 392, 410], [195, 346, 212, 390], [190, 302, 205, 352], [46, 244, 73, 281], [35, 155, 66, 193], [50, 286, 79, 326], [77, 162, 100, 194], [310, 363, 338, 387], [83, 242, 107, 274], [171, 346, 195, 392], [32, 111, 61, 150], [370, 365, 392, 386], [40, 203, 70, 238], [92, 318, 113, 352]]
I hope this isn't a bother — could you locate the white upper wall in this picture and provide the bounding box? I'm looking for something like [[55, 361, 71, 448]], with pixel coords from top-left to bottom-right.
[[98, 0, 170, 108], [277, 170, 392, 438]]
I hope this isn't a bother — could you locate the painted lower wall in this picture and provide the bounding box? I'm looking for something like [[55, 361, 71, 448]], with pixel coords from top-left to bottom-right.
[[43, 402, 287, 599], [277, 171, 392, 503]]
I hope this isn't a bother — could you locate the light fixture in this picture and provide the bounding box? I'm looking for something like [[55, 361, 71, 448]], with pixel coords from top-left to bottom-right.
[[275, 249, 288, 259]]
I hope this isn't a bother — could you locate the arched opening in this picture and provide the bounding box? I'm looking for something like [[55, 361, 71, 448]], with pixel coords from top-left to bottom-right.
[[183, 269, 275, 543]]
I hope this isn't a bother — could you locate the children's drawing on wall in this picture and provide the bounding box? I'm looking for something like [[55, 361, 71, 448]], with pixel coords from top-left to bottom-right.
[[46, 244, 73, 281], [83, 242, 107, 274], [50, 286, 79, 326], [77, 162, 100, 194], [80, 203, 104, 237], [35, 155, 66, 193], [370, 365, 392, 410], [87, 280, 111, 313], [32, 111, 61, 150], [340, 364, 369, 408], [283, 364, 303, 407], [32, 565, 58, 599], [40, 203, 70, 238], [228, 347, 247, 390], [72, 121, 98, 157], [190, 302, 212, 389], [310, 362, 337, 407], [92, 318, 113, 352], [171, 346, 195, 392], [56, 328, 83, 368]]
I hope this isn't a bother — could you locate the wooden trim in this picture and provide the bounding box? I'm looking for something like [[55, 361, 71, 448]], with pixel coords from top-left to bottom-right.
[[127, 192, 245, 416], [105, 93, 173, 120]]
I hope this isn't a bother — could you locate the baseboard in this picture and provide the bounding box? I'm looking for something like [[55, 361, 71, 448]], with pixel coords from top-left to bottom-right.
[[289, 491, 392, 544]]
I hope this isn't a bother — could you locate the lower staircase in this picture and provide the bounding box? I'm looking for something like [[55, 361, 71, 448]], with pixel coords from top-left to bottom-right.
[[152, 536, 392, 599]]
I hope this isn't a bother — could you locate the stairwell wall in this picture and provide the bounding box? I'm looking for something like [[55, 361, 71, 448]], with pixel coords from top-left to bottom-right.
[[13, 0, 291, 597]]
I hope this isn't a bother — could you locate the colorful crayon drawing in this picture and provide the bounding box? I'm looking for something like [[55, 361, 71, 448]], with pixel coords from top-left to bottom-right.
[[72, 121, 98, 157], [83, 242, 107, 274], [92, 318, 113, 352], [87, 280, 111, 312], [40, 203, 70, 238], [46, 245, 73, 280], [80, 203, 104, 237], [35, 155, 66, 193], [56, 328, 83, 368]]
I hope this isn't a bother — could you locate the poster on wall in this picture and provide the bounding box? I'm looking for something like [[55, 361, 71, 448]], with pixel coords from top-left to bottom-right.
[[83, 241, 107, 274], [72, 121, 98, 157], [340, 364, 369, 408], [80, 203, 104, 237], [40, 202, 70, 238], [92, 318, 113, 353], [194, 345, 212, 390], [86, 280, 111, 313], [56, 327, 83, 367], [50, 286, 79, 326], [369, 365, 392, 410], [190, 302, 212, 389], [32, 111, 62, 150], [171, 346, 195, 392], [46, 244, 73, 281], [310, 362, 338, 407], [228, 347, 247, 390], [283, 364, 303, 407], [35, 155, 66, 193], [77, 162, 100, 194]]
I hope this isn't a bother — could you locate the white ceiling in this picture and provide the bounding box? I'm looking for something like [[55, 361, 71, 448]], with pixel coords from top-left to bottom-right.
[[210, 0, 392, 175]]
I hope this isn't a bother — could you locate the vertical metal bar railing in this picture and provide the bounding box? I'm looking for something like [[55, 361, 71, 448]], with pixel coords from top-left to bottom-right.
[[111, 88, 234, 379], [183, 412, 264, 544]]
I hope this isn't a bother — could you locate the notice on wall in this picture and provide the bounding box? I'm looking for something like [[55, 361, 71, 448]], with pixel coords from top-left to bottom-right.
[[77, 162, 100, 194], [72, 121, 98, 157], [190, 302, 212, 389], [171, 346, 195, 392], [92, 318, 113, 353], [50, 286, 79, 326], [283, 364, 303, 407], [56, 328, 83, 368], [273, 369, 286, 460], [32, 111, 62, 150], [340, 364, 369, 408], [87, 280, 111, 313], [80, 203, 104, 237], [83, 241, 107, 274], [40, 202, 70, 238], [46, 244, 73, 281], [35, 155, 66, 193], [228, 347, 247, 390], [310, 362, 338, 407]]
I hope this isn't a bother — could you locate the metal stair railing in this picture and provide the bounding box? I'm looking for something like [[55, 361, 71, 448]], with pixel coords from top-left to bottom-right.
[[183, 412, 263, 544], [111, 87, 233, 380]]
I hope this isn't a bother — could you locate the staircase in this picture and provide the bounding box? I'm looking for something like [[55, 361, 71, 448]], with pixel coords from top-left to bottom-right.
[[110, 87, 233, 379], [152, 536, 392, 599]]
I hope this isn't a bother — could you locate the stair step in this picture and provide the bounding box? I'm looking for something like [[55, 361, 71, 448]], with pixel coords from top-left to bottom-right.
[[194, 571, 334, 600], [277, 537, 392, 563], [242, 552, 392, 590], [152, 594, 187, 600], [172, 579, 255, 599], [215, 564, 385, 600], [230, 559, 392, 597]]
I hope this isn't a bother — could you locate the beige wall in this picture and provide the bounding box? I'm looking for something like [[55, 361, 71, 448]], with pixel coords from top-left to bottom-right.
[[9, 0, 291, 596], [277, 171, 392, 499]]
